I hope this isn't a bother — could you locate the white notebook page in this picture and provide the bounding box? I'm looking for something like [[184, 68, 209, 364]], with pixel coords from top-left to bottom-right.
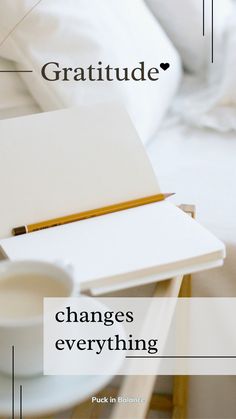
[[0, 104, 159, 238], [0, 202, 225, 291]]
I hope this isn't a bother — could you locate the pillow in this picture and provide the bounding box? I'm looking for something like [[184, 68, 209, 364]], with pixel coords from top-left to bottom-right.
[[145, 0, 232, 73], [0, 0, 182, 144], [0, 57, 40, 119]]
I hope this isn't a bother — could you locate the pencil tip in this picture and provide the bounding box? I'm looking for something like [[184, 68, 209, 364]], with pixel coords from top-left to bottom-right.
[[164, 193, 175, 198]]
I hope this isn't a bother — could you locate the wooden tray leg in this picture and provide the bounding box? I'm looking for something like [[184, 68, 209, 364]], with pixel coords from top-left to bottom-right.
[[110, 276, 183, 419], [172, 274, 191, 419]]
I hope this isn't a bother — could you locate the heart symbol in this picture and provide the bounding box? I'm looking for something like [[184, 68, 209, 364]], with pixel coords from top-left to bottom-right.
[[160, 63, 170, 71]]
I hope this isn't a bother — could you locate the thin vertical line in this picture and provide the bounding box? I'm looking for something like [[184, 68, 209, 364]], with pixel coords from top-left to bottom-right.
[[12, 346, 15, 419], [20, 385, 23, 419], [211, 0, 214, 63], [203, 0, 205, 36]]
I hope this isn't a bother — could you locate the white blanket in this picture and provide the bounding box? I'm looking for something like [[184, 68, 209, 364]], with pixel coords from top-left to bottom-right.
[[148, 122, 236, 297], [172, 4, 236, 132]]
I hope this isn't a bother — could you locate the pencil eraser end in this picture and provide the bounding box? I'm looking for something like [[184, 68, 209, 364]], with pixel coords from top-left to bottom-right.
[[12, 226, 27, 236]]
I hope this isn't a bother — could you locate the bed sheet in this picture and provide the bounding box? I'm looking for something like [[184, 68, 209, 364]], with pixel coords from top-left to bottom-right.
[[148, 122, 236, 297]]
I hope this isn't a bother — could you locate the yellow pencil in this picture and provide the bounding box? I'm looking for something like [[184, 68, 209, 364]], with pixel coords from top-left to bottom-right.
[[12, 193, 175, 236]]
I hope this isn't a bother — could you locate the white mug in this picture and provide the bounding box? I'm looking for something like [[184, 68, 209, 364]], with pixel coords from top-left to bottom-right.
[[0, 260, 76, 377]]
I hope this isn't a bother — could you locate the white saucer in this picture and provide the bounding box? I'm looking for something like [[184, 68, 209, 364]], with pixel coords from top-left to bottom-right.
[[0, 373, 113, 417], [0, 296, 125, 416]]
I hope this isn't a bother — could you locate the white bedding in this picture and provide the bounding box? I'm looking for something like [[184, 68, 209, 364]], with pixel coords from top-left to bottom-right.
[[148, 122, 236, 297]]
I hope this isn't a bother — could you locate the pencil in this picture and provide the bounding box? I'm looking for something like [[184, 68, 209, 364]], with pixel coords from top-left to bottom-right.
[[12, 193, 175, 236]]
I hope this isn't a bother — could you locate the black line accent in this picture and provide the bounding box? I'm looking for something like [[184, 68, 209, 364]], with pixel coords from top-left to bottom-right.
[[20, 385, 23, 419], [211, 0, 214, 63], [203, 0, 205, 36], [12, 346, 15, 419], [125, 356, 236, 359], [0, 70, 33, 73]]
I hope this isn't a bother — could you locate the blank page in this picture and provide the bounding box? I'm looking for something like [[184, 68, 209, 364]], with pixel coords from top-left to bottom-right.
[[0, 104, 159, 238], [0, 202, 225, 290]]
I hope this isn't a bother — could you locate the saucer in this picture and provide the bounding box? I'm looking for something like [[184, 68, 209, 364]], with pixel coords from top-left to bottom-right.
[[0, 373, 113, 417], [0, 297, 125, 416]]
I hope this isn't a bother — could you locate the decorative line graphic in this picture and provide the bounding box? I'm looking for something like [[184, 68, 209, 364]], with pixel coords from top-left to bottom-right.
[[202, 0, 214, 63], [211, 0, 214, 63], [12, 346, 14, 419], [0, 70, 33, 73], [20, 385, 23, 419], [203, 0, 205, 36], [126, 355, 236, 359], [11, 346, 24, 419]]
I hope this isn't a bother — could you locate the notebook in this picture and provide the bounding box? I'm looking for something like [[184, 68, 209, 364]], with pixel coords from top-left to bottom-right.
[[0, 104, 225, 294]]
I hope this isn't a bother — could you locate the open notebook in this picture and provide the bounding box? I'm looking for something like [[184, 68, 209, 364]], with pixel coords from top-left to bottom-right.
[[0, 105, 225, 294]]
